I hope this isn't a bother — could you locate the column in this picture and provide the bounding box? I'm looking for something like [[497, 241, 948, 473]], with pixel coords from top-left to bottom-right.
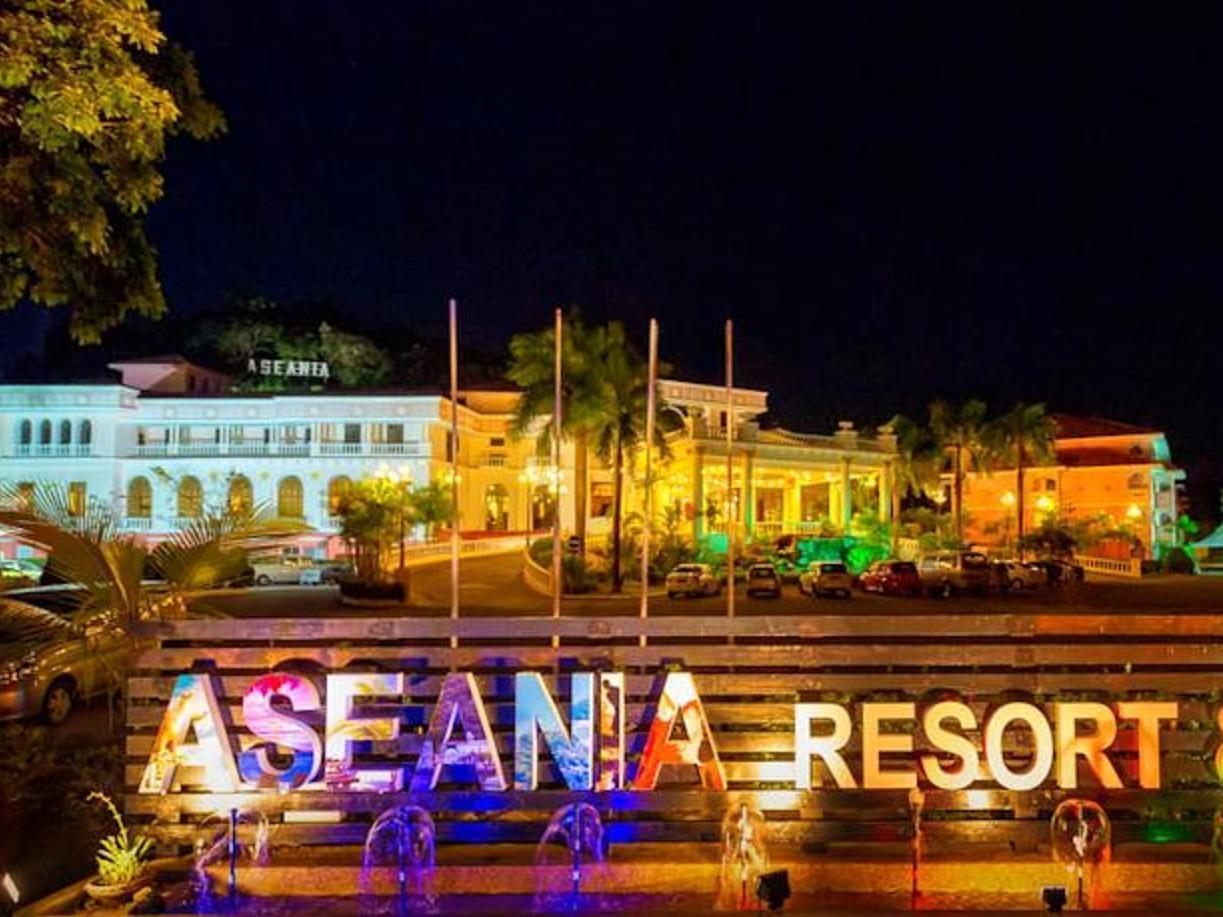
[[880, 461, 893, 523], [692, 447, 705, 541], [743, 450, 755, 536], [840, 457, 853, 533], [829, 475, 841, 527]]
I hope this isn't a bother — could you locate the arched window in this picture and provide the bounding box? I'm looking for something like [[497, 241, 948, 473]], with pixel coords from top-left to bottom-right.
[[227, 475, 253, 515], [18, 420, 31, 446], [59, 420, 72, 445], [177, 476, 203, 519], [38, 420, 52, 445], [127, 477, 153, 518], [484, 484, 509, 531], [78, 420, 92, 446], [278, 476, 304, 519], [327, 476, 352, 516]]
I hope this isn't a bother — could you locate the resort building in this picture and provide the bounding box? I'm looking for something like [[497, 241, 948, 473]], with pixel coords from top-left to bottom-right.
[[955, 415, 1185, 559], [0, 356, 898, 557]]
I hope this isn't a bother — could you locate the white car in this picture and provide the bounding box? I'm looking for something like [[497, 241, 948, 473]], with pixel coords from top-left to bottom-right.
[[666, 563, 721, 598], [799, 562, 853, 598], [1003, 561, 1045, 591], [0, 559, 42, 581], [251, 557, 319, 586]]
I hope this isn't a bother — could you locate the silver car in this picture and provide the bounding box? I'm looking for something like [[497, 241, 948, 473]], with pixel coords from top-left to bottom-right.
[[0, 599, 132, 724], [666, 563, 722, 598]]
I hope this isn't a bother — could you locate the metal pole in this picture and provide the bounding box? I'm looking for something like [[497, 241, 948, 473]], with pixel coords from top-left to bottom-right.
[[449, 299, 460, 650], [725, 319, 735, 625], [639, 318, 658, 647], [552, 308, 563, 648]]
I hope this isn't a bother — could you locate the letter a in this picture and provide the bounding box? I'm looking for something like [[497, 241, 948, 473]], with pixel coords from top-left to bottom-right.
[[514, 673, 594, 790], [139, 673, 239, 794], [631, 671, 726, 791], [410, 672, 506, 791]]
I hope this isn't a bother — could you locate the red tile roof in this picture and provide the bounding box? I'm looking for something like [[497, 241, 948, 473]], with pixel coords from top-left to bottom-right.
[[1051, 414, 1156, 439]]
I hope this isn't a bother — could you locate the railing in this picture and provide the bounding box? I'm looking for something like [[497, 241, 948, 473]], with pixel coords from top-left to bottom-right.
[[1078, 554, 1144, 578], [399, 533, 528, 566], [482, 452, 508, 467], [134, 442, 426, 458], [12, 444, 93, 457], [119, 517, 154, 532]]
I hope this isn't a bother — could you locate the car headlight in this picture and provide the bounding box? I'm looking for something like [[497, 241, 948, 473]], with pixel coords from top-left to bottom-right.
[[0, 654, 36, 685]]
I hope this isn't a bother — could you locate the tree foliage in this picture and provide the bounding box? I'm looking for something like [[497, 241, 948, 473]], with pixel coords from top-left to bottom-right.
[[0, 0, 225, 342]]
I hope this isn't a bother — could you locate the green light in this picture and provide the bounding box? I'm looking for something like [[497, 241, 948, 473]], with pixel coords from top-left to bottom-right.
[[1142, 822, 1193, 844]]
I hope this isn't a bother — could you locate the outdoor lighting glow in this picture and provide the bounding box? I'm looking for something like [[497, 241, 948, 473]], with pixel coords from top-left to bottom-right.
[[1035, 494, 1055, 513], [1126, 503, 1143, 520], [1000, 490, 1016, 507], [2, 872, 18, 905]]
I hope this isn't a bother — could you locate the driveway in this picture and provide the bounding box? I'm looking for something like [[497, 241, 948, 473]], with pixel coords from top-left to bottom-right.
[[184, 554, 1223, 619]]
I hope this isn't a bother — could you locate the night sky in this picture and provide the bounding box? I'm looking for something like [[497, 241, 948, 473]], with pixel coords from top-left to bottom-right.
[[2, 3, 1221, 516]]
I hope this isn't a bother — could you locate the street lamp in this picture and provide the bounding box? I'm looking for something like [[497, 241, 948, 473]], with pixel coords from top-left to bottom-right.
[[1000, 490, 1016, 556]]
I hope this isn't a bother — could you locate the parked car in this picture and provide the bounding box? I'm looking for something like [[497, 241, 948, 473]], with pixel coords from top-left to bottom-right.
[[917, 550, 990, 598], [1028, 559, 1085, 587], [1002, 561, 1046, 591], [251, 555, 317, 586], [804, 562, 853, 598], [666, 563, 722, 598], [0, 559, 41, 581], [318, 561, 355, 585], [0, 599, 132, 724], [858, 560, 922, 596], [746, 563, 782, 598]]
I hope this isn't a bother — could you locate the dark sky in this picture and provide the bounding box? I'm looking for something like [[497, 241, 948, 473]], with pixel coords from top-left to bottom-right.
[[3, 2, 1221, 513]]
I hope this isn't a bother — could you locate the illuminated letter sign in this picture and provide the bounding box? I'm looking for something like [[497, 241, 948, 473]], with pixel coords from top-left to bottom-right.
[[325, 673, 403, 791], [631, 671, 726, 791], [1055, 702, 1123, 790], [795, 703, 856, 789], [862, 702, 917, 790], [1118, 701, 1177, 789], [596, 672, 626, 791], [984, 702, 1054, 791], [514, 672, 594, 791], [240, 673, 323, 790], [139, 673, 240, 794], [410, 672, 506, 792], [920, 701, 980, 791]]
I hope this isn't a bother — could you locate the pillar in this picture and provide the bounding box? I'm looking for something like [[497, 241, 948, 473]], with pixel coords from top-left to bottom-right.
[[693, 447, 705, 541], [840, 457, 853, 533], [829, 475, 841, 527], [743, 450, 755, 536], [880, 461, 893, 523]]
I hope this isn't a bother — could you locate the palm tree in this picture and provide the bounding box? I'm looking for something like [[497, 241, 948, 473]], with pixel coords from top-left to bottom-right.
[[928, 399, 990, 543], [989, 402, 1056, 560], [584, 322, 670, 592], [887, 414, 943, 550], [507, 312, 603, 545]]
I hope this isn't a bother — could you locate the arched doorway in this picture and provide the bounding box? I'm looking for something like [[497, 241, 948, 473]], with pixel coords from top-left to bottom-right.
[[278, 476, 304, 519], [484, 483, 509, 531], [127, 477, 153, 518], [227, 475, 253, 515], [177, 476, 203, 519], [531, 484, 556, 531]]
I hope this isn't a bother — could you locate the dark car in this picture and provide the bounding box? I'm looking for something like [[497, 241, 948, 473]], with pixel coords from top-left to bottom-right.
[[1029, 559, 1085, 587], [746, 563, 782, 598], [858, 561, 922, 596]]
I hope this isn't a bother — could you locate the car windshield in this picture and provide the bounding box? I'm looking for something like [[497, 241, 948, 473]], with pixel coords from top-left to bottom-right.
[[749, 567, 774, 576], [672, 565, 702, 574], [962, 553, 988, 569], [892, 562, 917, 573], [820, 563, 847, 574]]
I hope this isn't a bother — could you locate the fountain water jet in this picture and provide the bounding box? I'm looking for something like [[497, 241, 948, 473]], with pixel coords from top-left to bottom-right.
[[715, 802, 768, 911], [191, 808, 271, 913], [361, 805, 437, 914], [533, 803, 605, 912], [1051, 798, 1110, 909]]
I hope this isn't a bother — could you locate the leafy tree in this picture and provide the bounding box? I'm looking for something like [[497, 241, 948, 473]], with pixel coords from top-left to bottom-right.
[[584, 322, 669, 592], [988, 403, 1056, 560], [318, 322, 392, 388], [928, 399, 991, 543], [0, 0, 225, 342], [507, 312, 604, 547], [886, 414, 942, 550]]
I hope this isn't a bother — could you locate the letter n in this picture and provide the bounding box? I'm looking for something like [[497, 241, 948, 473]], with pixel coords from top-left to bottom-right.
[[514, 673, 593, 790]]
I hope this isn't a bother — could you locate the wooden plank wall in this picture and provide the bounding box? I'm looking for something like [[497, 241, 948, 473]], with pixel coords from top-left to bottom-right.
[[123, 613, 1223, 851]]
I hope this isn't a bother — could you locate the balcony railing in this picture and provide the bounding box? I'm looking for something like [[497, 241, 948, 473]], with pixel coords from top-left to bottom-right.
[[131, 441, 414, 458], [12, 444, 94, 458], [119, 517, 153, 532]]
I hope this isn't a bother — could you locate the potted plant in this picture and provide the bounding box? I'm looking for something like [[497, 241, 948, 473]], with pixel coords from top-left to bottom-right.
[[83, 791, 154, 904]]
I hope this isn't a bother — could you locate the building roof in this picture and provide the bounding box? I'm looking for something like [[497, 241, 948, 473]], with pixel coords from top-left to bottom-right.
[[1051, 414, 1156, 440], [107, 354, 192, 365]]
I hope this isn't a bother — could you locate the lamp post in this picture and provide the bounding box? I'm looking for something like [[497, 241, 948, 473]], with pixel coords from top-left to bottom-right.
[[1000, 490, 1016, 557]]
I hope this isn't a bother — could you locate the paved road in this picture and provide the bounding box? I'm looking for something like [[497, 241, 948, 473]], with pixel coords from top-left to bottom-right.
[[186, 551, 1223, 619]]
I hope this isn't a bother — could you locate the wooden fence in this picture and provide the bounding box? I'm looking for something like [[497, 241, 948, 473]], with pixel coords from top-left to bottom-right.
[[124, 612, 1223, 852]]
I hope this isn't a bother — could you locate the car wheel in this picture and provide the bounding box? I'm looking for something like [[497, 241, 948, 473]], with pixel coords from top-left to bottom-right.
[[940, 580, 953, 600], [256, 574, 271, 586], [42, 678, 75, 725]]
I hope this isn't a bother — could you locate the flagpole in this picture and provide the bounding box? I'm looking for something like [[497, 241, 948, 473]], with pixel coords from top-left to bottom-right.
[[449, 298, 460, 650], [725, 319, 735, 629], [551, 308, 563, 648], [639, 318, 658, 647]]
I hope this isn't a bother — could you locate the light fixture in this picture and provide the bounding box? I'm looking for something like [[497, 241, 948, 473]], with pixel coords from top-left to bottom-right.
[[1000, 490, 1016, 507], [1035, 495, 1055, 513], [1126, 503, 1143, 520], [755, 870, 791, 911], [1041, 885, 1067, 912], [2, 872, 18, 905]]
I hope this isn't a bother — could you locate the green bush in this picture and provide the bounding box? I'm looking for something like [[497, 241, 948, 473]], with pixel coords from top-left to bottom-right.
[[1162, 546, 1197, 574]]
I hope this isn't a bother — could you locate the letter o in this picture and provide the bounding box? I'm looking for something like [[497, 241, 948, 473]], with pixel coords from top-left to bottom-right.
[[984, 702, 1053, 791]]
